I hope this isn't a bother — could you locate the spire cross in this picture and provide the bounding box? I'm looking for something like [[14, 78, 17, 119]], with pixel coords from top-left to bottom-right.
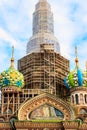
[[75, 46, 78, 58], [75, 46, 79, 67], [11, 45, 14, 67], [12, 45, 14, 58]]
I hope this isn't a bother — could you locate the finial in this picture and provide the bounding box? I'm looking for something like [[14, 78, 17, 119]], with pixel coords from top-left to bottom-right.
[[12, 45, 14, 58], [75, 46, 78, 58], [75, 46, 79, 67], [10, 45, 14, 67]]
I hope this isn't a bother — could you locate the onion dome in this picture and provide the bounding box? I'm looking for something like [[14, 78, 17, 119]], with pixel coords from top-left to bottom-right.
[[0, 46, 24, 89], [64, 47, 87, 89]]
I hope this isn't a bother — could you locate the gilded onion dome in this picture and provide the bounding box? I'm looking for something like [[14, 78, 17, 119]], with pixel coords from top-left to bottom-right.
[[64, 47, 87, 89], [0, 46, 24, 89]]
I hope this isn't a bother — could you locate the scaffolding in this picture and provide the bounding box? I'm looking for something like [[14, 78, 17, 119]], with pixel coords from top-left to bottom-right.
[[18, 44, 69, 96], [41, 44, 56, 94], [0, 87, 53, 121], [0, 44, 69, 121]]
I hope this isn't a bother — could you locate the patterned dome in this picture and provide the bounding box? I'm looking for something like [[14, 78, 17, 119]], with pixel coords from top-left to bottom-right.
[[0, 66, 24, 88], [64, 67, 87, 89], [0, 46, 24, 89], [64, 47, 87, 89]]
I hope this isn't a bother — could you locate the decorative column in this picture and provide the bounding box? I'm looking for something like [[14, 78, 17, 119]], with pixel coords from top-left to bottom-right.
[[13, 93, 15, 114]]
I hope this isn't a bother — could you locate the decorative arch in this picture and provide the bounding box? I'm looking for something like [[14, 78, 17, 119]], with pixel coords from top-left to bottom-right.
[[18, 93, 74, 120], [80, 108, 87, 114], [0, 117, 5, 122]]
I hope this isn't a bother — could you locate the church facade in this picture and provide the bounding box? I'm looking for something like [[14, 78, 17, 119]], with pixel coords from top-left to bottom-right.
[[0, 0, 87, 130]]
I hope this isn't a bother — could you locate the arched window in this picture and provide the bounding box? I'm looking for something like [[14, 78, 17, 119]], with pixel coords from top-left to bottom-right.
[[80, 94, 83, 104], [0, 118, 5, 122], [85, 94, 87, 103], [75, 94, 79, 104], [72, 95, 74, 103]]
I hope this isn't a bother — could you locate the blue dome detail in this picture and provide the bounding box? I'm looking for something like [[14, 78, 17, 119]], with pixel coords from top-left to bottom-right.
[[3, 78, 10, 86], [16, 81, 22, 87], [64, 67, 87, 89], [77, 69, 83, 86]]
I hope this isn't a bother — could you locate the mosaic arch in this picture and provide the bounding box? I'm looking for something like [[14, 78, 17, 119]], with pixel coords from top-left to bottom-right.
[[18, 93, 74, 120], [29, 104, 64, 120]]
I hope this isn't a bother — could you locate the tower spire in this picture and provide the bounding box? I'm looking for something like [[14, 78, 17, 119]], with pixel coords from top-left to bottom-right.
[[33, 0, 52, 35], [10, 46, 14, 67], [75, 46, 79, 67]]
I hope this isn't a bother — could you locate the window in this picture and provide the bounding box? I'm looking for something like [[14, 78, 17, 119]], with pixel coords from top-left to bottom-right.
[[75, 94, 79, 104], [72, 95, 74, 103], [85, 94, 87, 103], [80, 94, 83, 104]]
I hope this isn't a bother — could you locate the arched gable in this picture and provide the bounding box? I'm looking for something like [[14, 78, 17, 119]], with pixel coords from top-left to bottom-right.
[[0, 116, 5, 122], [18, 93, 74, 120]]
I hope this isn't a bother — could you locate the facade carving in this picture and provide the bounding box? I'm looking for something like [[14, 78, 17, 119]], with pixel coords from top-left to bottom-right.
[[18, 93, 74, 121]]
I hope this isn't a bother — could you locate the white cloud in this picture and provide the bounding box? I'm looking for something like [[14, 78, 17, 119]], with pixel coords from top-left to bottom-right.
[[50, 0, 87, 70], [0, 28, 17, 46], [0, 28, 26, 72]]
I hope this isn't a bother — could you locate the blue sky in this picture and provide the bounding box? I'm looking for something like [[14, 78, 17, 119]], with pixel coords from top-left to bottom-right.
[[0, 0, 87, 72]]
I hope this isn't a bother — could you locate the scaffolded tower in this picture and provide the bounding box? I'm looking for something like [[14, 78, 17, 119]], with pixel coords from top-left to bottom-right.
[[27, 0, 60, 54], [18, 0, 69, 96]]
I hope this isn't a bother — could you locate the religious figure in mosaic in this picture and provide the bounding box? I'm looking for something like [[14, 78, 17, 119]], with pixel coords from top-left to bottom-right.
[[29, 104, 64, 119]]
